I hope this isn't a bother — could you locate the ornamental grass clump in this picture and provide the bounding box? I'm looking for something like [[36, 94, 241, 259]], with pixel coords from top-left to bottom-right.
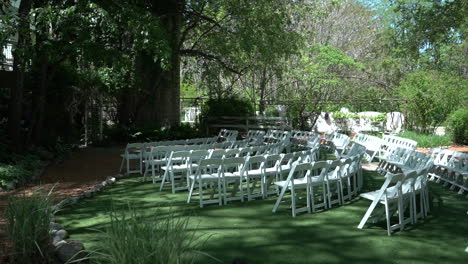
[[5, 189, 55, 263], [93, 206, 212, 264]]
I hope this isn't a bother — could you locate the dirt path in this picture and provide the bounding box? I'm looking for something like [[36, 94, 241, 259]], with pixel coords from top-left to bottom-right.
[[0, 146, 122, 261]]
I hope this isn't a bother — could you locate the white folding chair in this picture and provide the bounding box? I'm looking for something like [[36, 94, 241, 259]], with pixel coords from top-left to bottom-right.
[[160, 150, 191, 193], [243, 155, 266, 201], [187, 158, 223, 208], [119, 143, 143, 175], [272, 162, 313, 217], [222, 157, 246, 204], [263, 154, 282, 197], [358, 172, 416, 236]]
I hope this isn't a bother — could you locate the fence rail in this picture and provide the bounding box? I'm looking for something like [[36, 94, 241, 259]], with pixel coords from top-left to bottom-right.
[[206, 116, 292, 134]]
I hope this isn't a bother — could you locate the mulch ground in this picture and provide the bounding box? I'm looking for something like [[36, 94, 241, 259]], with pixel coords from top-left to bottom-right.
[[0, 147, 122, 262], [0, 143, 466, 261]]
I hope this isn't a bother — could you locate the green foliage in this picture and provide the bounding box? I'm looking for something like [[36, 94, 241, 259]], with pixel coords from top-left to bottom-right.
[[201, 96, 254, 118], [5, 189, 55, 263], [368, 114, 387, 122], [398, 70, 467, 132], [391, 0, 467, 68], [0, 155, 42, 189], [283, 45, 364, 129], [332, 112, 360, 119], [397, 130, 452, 148], [446, 108, 468, 145], [104, 123, 203, 144], [93, 206, 205, 264]]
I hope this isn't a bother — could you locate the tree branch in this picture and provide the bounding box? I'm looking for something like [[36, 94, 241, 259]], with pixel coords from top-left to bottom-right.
[[180, 49, 243, 75]]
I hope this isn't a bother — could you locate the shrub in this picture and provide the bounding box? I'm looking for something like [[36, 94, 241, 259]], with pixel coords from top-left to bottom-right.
[[397, 130, 452, 148], [447, 108, 468, 145], [0, 155, 42, 189], [5, 189, 55, 263], [201, 96, 254, 118], [398, 70, 467, 133], [93, 207, 208, 264]]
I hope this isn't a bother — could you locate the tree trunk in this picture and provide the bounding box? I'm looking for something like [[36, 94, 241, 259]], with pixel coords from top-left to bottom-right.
[[129, 0, 182, 127], [8, 0, 32, 151], [258, 68, 268, 115]]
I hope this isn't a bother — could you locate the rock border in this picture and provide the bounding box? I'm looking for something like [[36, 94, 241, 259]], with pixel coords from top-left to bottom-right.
[[50, 173, 127, 263]]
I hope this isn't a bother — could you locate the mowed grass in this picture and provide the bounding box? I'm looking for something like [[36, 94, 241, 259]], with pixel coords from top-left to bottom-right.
[[56, 169, 468, 264]]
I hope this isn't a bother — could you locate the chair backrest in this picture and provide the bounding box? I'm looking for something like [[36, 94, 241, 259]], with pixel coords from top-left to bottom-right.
[[209, 149, 226, 159], [309, 161, 330, 182], [382, 135, 417, 150], [125, 143, 143, 152], [222, 157, 245, 175], [198, 158, 223, 171], [287, 162, 313, 182], [167, 150, 191, 166], [245, 155, 266, 171], [327, 159, 342, 180], [237, 147, 252, 157], [224, 148, 241, 158], [264, 154, 282, 169], [148, 145, 170, 160], [189, 150, 209, 163]]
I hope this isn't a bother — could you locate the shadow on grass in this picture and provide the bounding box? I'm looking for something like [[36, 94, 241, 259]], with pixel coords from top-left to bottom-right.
[[56, 171, 468, 264]]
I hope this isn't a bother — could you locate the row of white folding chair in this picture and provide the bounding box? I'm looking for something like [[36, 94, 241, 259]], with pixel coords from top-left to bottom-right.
[[376, 146, 412, 174], [378, 135, 417, 159], [156, 143, 300, 193], [245, 130, 266, 145], [352, 133, 384, 161], [272, 154, 363, 217], [264, 130, 289, 144], [147, 144, 263, 183], [186, 150, 317, 208], [429, 149, 468, 195], [218, 129, 239, 142], [358, 167, 430, 236], [323, 132, 350, 156], [382, 135, 417, 150], [378, 149, 433, 175]]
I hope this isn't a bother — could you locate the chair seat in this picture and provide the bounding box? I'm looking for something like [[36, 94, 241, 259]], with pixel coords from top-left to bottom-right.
[[144, 159, 168, 165], [265, 167, 278, 175], [327, 172, 340, 181], [360, 187, 398, 201], [161, 164, 189, 171], [274, 178, 307, 188], [224, 171, 242, 178], [245, 169, 262, 177], [188, 174, 219, 181]]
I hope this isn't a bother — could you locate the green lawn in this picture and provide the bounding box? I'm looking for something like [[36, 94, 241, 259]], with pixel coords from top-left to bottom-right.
[[56, 169, 468, 264]]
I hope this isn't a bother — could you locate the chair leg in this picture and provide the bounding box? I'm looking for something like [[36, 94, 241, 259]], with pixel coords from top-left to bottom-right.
[[291, 186, 296, 217], [160, 170, 168, 191], [187, 178, 195, 203], [385, 203, 391, 236], [199, 181, 204, 208], [119, 157, 125, 173]]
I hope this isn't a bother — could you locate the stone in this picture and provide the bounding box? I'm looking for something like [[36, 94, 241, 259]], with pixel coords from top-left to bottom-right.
[[52, 236, 63, 246], [56, 229, 68, 240], [54, 240, 67, 248], [84, 191, 93, 198], [55, 240, 86, 263], [50, 222, 62, 231]]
